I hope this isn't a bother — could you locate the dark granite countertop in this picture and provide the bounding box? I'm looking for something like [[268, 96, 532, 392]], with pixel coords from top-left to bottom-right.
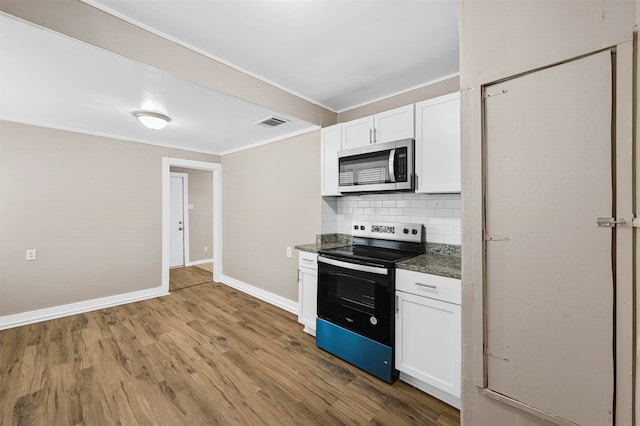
[[396, 253, 461, 280], [294, 241, 349, 254], [296, 236, 461, 279], [295, 233, 352, 254]]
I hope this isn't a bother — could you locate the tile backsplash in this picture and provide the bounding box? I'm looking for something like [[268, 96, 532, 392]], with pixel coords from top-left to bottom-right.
[[323, 193, 461, 245]]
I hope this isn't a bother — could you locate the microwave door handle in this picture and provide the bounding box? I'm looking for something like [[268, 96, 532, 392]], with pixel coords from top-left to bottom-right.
[[388, 149, 396, 182]]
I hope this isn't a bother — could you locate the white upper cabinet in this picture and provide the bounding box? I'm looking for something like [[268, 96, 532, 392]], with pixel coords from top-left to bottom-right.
[[341, 116, 374, 149], [415, 93, 461, 193], [341, 104, 414, 149], [320, 123, 343, 196], [373, 104, 414, 144]]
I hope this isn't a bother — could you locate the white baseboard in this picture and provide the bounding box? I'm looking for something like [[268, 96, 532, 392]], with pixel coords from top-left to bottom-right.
[[399, 372, 461, 409], [219, 274, 298, 315], [186, 258, 213, 266], [0, 287, 168, 330]]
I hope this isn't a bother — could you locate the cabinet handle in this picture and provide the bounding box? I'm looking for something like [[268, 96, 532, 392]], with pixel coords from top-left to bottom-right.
[[395, 294, 399, 314], [369, 129, 373, 144], [415, 282, 437, 290], [373, 128, 377, 143], [302, 258, 314, 263]]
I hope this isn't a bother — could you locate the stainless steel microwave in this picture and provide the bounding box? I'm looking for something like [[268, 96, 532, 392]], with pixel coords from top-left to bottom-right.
[[338, 139, 414, 193]]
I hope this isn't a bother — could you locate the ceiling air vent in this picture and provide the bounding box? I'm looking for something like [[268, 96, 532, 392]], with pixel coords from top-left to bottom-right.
[[255, 116, 288, 128]]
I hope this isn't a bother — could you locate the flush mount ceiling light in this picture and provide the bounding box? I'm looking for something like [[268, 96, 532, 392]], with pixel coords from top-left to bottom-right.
[[133, 111, 171, 130]]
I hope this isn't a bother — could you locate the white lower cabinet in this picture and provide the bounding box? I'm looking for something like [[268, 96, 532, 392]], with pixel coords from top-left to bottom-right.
[[395, 269, 461, 408], [298, 251, 318, 336]]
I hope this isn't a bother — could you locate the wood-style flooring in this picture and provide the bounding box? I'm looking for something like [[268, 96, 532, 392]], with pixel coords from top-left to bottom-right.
[[0, 279, 460, 425], [170, 264, 213, 291]]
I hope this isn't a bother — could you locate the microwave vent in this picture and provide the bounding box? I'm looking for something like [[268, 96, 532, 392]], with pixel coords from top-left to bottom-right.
[[255, 116, 288, 128], [339, 171, 354, 185], [357, 168, 386, 184]]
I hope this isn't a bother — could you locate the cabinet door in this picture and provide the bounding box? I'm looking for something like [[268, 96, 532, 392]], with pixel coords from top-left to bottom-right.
[[374, 104, 414, 144], [298, 266, 318, 335], [342, 116, 374, 149], [321, 124, 342, 196], [415, 93, 460, 193], [395, 291, 461, 398]]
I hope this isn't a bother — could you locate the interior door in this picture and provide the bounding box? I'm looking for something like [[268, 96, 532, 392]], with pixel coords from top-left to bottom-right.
[[483, 51, 614, 425], [169, 174, 186, 268]]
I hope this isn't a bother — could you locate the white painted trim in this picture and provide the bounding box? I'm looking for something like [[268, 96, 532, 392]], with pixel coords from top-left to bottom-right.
[[336, 72, 460, 113], [162, 158, 222, 294], [1, 118, 320, 158], [220, 274, 298, 315], [399, 372, 461, 409], [187, 258, 213, 266], [1, 117, 221, 156], [219, 125, 321, 156], [79, 0, 337, 113], [170, 172, 190, 267], [0, 287, 167, 330]]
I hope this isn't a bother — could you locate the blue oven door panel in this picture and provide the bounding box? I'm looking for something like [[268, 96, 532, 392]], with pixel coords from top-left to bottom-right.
[[316, 318, 398, 383]]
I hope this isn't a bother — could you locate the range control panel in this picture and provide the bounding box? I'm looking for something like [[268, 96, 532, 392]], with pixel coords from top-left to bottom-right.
[[352, 221, 423, 243]]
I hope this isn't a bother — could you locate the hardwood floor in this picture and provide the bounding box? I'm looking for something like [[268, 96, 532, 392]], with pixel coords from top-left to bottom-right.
[[170, 265, 213, 291], [0, 282, 460, 425]]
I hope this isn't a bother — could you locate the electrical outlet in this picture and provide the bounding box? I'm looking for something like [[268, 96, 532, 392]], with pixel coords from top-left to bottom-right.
[[204, 246, 208, 253], [26, 249, 37, 261], [286, 247, 292, 258]]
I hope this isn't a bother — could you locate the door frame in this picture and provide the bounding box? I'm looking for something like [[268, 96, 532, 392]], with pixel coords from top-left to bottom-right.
[[465, 43, 634, 425], [169, 172, 190, 268], [162, 158, 222, 293]]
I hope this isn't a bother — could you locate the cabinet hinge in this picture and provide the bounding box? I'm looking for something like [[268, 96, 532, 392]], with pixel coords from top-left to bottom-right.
[[632, 215, 640, 228]]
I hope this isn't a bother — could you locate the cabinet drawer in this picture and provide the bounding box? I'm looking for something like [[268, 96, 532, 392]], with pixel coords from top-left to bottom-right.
[[298, 251, 318, 270], [396, 269, 460, 305]]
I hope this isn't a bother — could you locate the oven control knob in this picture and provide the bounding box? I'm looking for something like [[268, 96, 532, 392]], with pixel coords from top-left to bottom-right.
[[353, 225, 358, 230], [370, 316, 378, 326], [412, 229, 418, 235], [360, 226, 365, 230], [403, 228, 409, 234]]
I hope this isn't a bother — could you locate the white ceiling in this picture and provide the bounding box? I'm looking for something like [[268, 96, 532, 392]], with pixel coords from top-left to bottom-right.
[[0, 13, 317, 155], [86, 0, 460, 112], [0, 2, 459, 155]]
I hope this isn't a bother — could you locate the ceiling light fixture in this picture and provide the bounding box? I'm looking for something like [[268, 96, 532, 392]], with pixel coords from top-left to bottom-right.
[[133, 111, 171, 130]]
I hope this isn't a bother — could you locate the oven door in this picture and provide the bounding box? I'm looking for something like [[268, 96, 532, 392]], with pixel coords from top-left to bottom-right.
[[317, 255, 394, 346]]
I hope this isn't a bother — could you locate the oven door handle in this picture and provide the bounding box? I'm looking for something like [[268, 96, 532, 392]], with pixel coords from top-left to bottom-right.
[[318, 256, 388, 275]]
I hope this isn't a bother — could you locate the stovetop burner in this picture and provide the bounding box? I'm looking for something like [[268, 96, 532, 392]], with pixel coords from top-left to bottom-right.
[[319, 220, 424, 267], [319, 245, 417, 265]]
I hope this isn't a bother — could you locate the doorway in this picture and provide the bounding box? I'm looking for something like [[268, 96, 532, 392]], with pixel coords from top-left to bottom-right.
[[162, 158, 221, 294]]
